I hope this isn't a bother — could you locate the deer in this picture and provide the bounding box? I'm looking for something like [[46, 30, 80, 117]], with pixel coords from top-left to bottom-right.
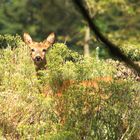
[[23, 32, 55, 71], [23, 32, 113, 96], [23, 33, 113, 123]]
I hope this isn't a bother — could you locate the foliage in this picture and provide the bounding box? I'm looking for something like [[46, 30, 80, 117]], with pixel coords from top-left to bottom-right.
[[0, 0, 81, 41], [0, 34, 23, 48], [0, 36, 139, 139], [0, 0, 140, 58], [120, 42, 140, 61], [0, 0, 140, 139], [108, 33, 140, 61]]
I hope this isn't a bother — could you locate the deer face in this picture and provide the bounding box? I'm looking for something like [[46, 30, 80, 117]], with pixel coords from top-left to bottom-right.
[[23, 32, 55, 70]]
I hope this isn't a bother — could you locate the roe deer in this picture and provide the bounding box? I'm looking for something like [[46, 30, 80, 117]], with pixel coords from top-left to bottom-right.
[[23, 33, 113, 124], [23, 32, 112, 96], [23, 32, 55, 71]]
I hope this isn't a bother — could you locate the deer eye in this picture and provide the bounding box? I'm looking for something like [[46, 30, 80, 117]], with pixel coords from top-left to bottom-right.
[[31, 48, 35, 52], [42, 49, 47, 52]]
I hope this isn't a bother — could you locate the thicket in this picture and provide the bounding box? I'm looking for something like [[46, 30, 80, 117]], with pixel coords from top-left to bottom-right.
[[0, 35, 139, 140]]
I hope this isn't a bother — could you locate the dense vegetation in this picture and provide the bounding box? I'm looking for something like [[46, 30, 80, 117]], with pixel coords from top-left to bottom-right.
[[0, 35, 139, 139], [0, 0, 140, 139]]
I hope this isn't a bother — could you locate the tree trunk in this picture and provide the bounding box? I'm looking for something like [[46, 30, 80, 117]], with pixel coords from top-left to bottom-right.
[[84, 26, 90, 57]]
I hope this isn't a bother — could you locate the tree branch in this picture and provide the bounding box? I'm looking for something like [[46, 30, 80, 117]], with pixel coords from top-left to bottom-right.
[[72, 0, 140, 75]]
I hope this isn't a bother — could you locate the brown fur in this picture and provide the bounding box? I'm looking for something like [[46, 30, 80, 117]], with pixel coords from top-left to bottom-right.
[[23, 32, 55, 71]]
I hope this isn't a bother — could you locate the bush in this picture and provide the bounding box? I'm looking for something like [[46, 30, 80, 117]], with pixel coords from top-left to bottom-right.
[[0, 34, 23, 49], [0, 36, 139, 139], [45, 43, 115, 91], [108, 33, 140, 61], [120, 41, 140, 61]]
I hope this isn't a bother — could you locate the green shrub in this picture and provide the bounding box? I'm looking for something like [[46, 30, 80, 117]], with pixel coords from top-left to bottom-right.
[[0, 43, 57, 139], [120, 41, 140, 61], [0, 36, 139, 140], [46, 43, 115, 92], [108, 34, 140, 61], [0, 34, 23, 49]]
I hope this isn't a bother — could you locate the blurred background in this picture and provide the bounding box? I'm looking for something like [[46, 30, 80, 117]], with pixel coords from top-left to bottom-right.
[[0, 0, 140, 58]]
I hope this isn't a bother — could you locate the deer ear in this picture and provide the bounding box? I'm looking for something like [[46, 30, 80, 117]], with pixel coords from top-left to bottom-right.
[[46, 33, 55, 44], [23, 33, 32, 44]]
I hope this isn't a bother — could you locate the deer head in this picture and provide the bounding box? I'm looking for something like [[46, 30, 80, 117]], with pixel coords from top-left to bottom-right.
[[23, 32, 55, 71]]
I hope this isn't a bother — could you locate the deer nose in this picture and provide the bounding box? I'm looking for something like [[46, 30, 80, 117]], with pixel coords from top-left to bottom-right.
[[35, 56, 42, 61]]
